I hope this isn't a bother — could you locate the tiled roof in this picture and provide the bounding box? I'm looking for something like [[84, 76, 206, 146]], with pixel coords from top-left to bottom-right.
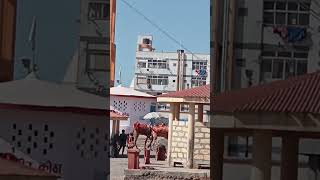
[[158, 85, 210, 98], [0, 158, 58, 177], [212, 71, 320, 114], [110, 110, 128, 119]]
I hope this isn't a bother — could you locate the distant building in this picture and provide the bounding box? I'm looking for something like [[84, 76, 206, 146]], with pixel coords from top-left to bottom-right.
[[133, 35, 210, 96], [110, 85, 156, 132]]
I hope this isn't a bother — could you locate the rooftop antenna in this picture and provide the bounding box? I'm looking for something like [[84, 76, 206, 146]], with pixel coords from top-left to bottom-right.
[[118, 65, 122, 86], [28, 16, 38, 74]]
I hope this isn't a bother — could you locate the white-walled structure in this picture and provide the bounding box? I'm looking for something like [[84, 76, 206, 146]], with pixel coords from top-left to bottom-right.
[[110, 86, 156, 132], [134, 35, 210, 95], [0, 73, 108, 180]]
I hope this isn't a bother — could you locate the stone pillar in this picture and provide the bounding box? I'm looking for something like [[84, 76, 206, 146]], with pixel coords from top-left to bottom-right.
[[250, 130, 272, 180], [186, 103, 195, 168], [197, 104, 203, 122], [111, 120, 116, 136], [211, 128, 224, 180], [281, 134, 299, 180], [167, 103, 175, 166], [115, 120, 120, 133]]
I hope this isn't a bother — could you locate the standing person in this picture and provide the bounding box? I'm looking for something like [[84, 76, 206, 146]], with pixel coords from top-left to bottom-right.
[[111, 131, 120, 158], [118, 129, 127, 156], [127, 132, 135, 149]]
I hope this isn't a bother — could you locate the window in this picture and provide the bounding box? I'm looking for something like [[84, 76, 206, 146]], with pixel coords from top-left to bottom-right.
[[88, 2, 109, 20], [236, 59, 246, 67], [88, 53, 107, 71], [137, 61, 146, 68], [297, 60, 307, 75], [181, 104, 189, 112], [273, 59, 284, 78], [147, 59, 168, 69], [260, 50, 308, 81], [238, 8, 248, 16], [147, 76, 168, 85], [150, 103, 156, 112], [191, 76, 207, 87], [143, 38, 151, 44], [136, 76, 147, 85], [192, 61, 207, 71], [263, 1, 310, 26], [44, 125, 48, 131]]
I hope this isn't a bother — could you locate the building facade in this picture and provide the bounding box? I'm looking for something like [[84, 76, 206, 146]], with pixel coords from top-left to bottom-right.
[[210, 1, 320, 179], [134, 35, 210, 95], [77, 0, 109, 94], [211, 0, 320, 90]]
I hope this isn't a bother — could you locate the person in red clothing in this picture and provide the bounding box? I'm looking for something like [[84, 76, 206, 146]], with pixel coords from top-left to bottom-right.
[[127, 132, 135, 149]]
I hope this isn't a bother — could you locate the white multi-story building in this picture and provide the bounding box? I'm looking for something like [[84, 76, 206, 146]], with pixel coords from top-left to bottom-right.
[[134, 35, 210, 95], [211, 0, 320, 89]]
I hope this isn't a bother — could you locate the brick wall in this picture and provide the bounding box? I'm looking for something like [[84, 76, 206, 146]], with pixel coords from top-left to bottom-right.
[[170, 121, 210, 167]]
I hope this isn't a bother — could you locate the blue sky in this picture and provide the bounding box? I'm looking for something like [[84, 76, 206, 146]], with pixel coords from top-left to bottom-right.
[[115, 0, 210, 87]]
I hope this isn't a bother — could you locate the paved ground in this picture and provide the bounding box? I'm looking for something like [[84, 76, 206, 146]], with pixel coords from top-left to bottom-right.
[[110, 156, 210, 180]]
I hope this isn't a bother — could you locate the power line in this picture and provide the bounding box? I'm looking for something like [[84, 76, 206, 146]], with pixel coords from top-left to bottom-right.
[[119, 0, 205, 61]]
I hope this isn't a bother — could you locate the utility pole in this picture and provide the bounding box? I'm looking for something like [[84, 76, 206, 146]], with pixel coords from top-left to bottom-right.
[[212, 0, 221, 94], [176, 49, 184, 91], [226, 0, 236, 91]]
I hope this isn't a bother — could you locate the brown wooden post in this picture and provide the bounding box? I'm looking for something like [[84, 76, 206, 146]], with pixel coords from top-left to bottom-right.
[[281, 133, 299, 180], [250, 130, 272, 180], [211, 128, 224, 180], [186, 103, 195, 168]]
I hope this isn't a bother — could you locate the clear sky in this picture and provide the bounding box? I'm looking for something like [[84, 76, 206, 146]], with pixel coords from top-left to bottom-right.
[[115, 0, 210, 87]]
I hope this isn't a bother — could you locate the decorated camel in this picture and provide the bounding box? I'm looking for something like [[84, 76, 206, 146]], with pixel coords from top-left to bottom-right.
[[132, 122, 168, 150]]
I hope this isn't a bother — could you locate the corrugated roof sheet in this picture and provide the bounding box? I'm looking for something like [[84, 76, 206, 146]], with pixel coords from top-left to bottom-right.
[[158, 85, 210, 98], [212, 71, 320, 114]]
